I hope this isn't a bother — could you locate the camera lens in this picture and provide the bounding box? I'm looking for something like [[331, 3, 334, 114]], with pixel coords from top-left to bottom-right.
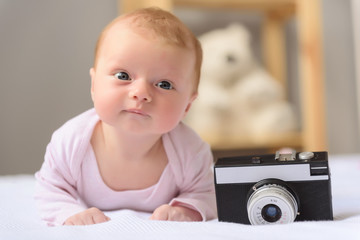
[[262, 204, 282, 222], [247, 182, 298, 225]]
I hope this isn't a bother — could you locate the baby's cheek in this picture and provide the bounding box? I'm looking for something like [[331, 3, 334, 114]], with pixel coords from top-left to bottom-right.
[[93, 93, 118, 123], [156, 104, 186, 132]]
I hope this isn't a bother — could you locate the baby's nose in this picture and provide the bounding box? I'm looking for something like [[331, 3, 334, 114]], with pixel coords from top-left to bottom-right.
[[128, 80, 152, 103]]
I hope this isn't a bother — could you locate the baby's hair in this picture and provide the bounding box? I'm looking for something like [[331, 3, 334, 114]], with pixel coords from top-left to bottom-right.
[[93, 7, 202, 93]]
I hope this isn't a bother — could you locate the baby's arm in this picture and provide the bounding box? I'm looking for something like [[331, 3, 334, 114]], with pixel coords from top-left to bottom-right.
[[35, 141, 109, 226], [152, 139, 217, 222]]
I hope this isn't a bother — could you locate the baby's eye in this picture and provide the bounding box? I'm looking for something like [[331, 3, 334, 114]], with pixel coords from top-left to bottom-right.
[[114, 72, 131, 81], [156, 80, 173, 90]]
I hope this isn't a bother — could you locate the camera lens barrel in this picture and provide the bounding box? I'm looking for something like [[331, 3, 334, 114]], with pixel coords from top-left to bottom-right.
[[247, 180, 299, 225]]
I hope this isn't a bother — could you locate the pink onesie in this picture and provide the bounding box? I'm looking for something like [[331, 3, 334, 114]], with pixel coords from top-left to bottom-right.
[[34, 109, 217, 226]]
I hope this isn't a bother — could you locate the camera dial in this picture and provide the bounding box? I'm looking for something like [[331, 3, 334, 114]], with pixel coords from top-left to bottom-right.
[[247, 179, 299, 225], [299, 151, 315, 161]]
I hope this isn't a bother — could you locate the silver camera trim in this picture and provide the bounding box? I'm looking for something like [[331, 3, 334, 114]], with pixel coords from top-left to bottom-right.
[[247, 184, 299, 225], [215, 164, 329, 184]]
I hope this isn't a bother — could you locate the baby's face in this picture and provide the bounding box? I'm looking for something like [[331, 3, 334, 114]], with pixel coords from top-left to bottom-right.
[[90, 22, 197, 135]]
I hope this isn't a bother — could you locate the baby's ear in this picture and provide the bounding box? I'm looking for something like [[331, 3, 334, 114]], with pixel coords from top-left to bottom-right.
[[90, 68, 96, 102], [183, 93, 198, 117]]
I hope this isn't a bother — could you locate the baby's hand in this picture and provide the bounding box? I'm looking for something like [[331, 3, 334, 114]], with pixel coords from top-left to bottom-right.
[[150, 204, 202, 222], [64, 207, 110, 225]]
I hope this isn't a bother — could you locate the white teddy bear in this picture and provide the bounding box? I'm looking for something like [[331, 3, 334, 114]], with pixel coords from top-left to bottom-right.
[[184, 24, 298, 145]]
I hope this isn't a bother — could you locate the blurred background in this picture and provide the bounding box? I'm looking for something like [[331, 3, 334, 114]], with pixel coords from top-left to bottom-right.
[[0, 0, 359, 175]]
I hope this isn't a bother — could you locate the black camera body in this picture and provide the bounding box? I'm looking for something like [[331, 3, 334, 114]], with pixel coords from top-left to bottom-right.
[[214, 151, 333, 225]]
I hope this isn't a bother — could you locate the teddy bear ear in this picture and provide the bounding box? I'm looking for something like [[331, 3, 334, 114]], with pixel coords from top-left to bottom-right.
[[226, 23, 251, 42]]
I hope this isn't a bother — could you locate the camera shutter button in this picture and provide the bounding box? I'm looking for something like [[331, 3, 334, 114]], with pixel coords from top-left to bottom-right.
[[299, 152, 315, 160]]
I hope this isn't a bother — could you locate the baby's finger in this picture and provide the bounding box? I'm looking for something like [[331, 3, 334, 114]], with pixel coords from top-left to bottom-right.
[[93, 213, 111, 224], [83, 215, 96, 225], [66, 218, 85, 225], [151, 211, 168, 220], [150, 204, 170, 221], [64, 219, 74, 226]]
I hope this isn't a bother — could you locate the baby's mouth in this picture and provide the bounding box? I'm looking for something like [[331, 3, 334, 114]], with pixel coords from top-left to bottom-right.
[[124, 109, 150, 117]]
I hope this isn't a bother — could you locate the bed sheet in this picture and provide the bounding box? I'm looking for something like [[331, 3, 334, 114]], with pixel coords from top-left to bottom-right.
[[0, 154, 359, 240]]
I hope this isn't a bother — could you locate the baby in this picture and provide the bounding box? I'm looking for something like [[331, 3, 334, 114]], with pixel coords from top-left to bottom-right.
[[34, 7, 217, 226]]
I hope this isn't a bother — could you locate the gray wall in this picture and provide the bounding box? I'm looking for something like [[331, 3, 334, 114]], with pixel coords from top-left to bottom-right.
[[0, 0, 118, 174], [0, 0, 359, 175]]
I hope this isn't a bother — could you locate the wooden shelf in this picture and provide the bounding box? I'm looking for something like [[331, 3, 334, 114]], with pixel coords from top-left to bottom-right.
[[174, 0, 295, 12], [201, 131, 302, 151]]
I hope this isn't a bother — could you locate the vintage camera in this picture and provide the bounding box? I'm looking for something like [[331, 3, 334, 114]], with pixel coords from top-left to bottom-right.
[[214, 151, 333, 225]]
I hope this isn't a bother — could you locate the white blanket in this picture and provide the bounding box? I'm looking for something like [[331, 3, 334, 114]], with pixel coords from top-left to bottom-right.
[[0, 154, 359, 240]]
